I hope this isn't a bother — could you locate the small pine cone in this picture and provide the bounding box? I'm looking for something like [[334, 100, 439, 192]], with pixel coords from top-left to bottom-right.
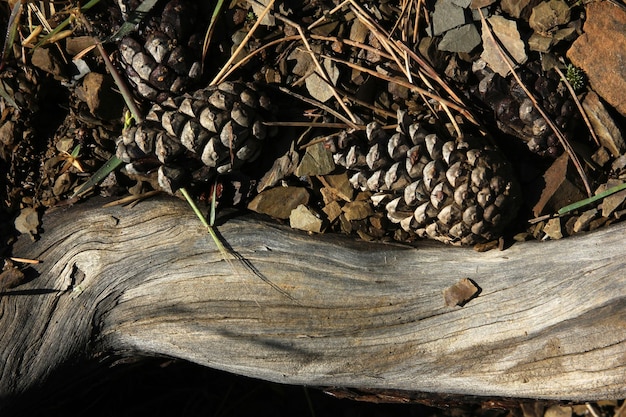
[[117, 0, 204, 102], [476, 62, 581, 158], [331, 110, 521, 245], [117, 80, 272, 194]]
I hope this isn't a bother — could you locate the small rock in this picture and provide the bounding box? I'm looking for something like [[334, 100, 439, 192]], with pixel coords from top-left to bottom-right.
[[582, 92, 625, 157], [31, 47, 66, 80], [53, 172, 73, 196], [451, 0, 471, 7], [439, 24, 481, 53], [14, 207, 40, 240], [544, 405, 572, 417], [342, 200, 373, 221], [295, 141, 335, 176], [532, 153, 585, 216], [591, 147, 611, 167], [0, 121, 16, 159], [65, 36, 95, 56], [600, 180, 626, 218], [77, 72, 124, 120], [480, 15, 527, 76], [443, 278, 479, 307], [528, 33, 553, 52], [349, 18, 368, 44], [305, 58, 340, 103], [430, 0, 467, 36], [567, 2, 626, 117], [573, 208, 598, 233], [257, 148, 299, 192], [320, 173, 354, 202], [543, 217, 563, 240], [289, 204, 323, 233], [247, 186, 309, 219], [322, 200, 343, 222], [529, 0, 570, 33], [501, 0, 541, 19], [470, 0, 496, 8], [0, 265, 26, 291]]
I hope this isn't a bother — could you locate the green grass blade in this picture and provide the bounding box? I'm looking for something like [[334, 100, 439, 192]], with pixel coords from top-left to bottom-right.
[[0, 1, 22, 67], [0, 79, 18, 108], [70, 155, 123, 199], [558, 182, 626, 215], [106, 0, 161, 43]]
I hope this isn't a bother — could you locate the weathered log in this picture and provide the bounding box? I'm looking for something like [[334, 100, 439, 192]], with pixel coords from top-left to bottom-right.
[[2, 196, 625, 409]]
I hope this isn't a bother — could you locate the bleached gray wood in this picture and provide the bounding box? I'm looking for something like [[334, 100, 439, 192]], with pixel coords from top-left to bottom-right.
[[2, 196, 625, 407]]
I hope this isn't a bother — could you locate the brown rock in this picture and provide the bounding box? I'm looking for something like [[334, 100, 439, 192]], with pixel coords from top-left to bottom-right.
[[322, 200, 343, 222], [582, 92, 625, 157], [532, 153, 585, 216], [31, 47, 66, 79], [573, 208, 598, 233], [65, 36, 95, 56], [480, 15, 527, 76], [443, 278, 479, 307], [295, 141, 335, 176], [529, 0, 570, 33], [500, 0, 541, 19], [247, 186, 309, 219], [289, 205, 323, 233], [567, 2, 626, 117], [341, 200, 373, 221], [77, 73, 124, 120], [599, 180, 626, 218], [543, 217, 563, 240]]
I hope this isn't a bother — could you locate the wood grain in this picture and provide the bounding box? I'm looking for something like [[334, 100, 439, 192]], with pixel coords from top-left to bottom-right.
[[2, 195, 625, 406]]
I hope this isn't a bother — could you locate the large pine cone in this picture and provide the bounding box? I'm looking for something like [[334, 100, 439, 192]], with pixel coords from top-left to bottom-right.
[[329, 110, 521, 245], [116, 80, 272, 193], [117, 0, 205, 103]]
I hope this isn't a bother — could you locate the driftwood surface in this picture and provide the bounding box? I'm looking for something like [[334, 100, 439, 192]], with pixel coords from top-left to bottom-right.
[[2, 196, 625, 407]]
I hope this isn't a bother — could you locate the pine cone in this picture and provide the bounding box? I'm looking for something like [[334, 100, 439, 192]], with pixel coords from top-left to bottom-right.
[[117, 0, 204, 103], [116, 80, 273, 193], [330, 110, 521, 245], [476, 62, 581, 158]]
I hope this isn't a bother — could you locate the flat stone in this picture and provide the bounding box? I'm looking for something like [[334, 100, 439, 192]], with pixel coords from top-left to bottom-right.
[[289, 204, 323, 233], [470, 0, 496, 8], [31, 47, 66, 80], [439, 23, 481, 53], [14, 207, 40, 240], [573, 209, 598, 233], [305, 58, 340, 103], [529, 0, 570, 33], [528, 32, 553, 52], [582, 92, 625, 157], [480, 15, 527, 76], [431, 0, 467, 36], [247, 186, 309, 219], [501, 0, 541, 19], [342, 200, 373, 221], [543, 217, 563, 240], [451, 0, 471, 7], [295, 141, 335, 176], [77, 72, 124, 120], [568, 2, 626, 117], [600, 179, 626, 218]]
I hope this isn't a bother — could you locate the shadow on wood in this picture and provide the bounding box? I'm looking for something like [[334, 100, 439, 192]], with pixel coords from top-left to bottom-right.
[[2, 196, 625, 409]]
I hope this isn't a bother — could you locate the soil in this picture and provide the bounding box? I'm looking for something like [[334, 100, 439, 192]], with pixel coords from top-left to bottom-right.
[[1, 0, 625, 415]]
